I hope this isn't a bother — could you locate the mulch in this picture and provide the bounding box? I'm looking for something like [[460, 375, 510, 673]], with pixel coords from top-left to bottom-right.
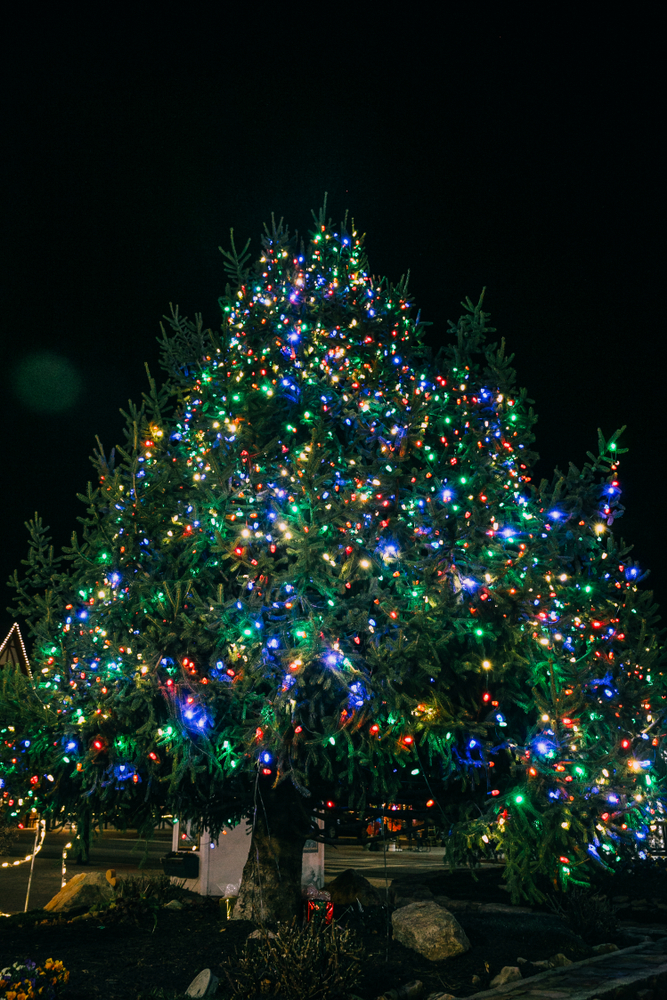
[[1, 860, 666, 1000]]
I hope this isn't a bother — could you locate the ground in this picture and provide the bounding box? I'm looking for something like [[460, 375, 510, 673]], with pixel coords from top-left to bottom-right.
[[1, 832, 666, 999]]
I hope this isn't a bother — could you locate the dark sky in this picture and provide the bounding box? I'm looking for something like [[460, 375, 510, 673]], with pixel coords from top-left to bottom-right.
[[2, 13, 664, 634]]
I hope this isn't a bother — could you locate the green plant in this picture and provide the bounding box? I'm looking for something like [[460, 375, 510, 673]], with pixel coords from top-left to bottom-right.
[[546, 887, 619, 944], [91, 872, 179, 930], [221, 917, 365, 1000]]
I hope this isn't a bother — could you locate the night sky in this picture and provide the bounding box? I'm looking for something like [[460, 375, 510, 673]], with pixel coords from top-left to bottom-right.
[[2, 14, 664, 638]]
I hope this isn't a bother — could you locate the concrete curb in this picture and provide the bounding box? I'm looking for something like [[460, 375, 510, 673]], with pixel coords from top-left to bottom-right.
[[452, 939, 667, 1000]]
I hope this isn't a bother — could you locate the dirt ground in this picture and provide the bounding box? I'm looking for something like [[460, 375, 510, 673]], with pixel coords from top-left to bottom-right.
[[1, 862, 665, 999]]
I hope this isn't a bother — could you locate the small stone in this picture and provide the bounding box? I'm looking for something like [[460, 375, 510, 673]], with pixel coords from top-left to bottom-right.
[[549, 953, 573, 968], [185, 968, 219, 997], [532, 959, 551, 970], [247, 928, 276, 939], [489, 966, 522, 987], [163, 899, 184, 909], [516, 957, 528, 965], [591, 942, 619, 955], [392, 901, 470, 961], [472, 973, 482, 984]]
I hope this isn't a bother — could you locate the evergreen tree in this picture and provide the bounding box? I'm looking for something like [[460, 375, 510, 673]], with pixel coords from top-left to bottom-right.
[[2, 199, 665, 921]]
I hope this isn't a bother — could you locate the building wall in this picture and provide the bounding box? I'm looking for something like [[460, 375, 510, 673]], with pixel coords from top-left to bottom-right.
[[170, 819, 324, 896]]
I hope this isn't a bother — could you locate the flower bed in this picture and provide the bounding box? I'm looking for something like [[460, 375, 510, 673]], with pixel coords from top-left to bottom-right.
[[0, 958, 69, 1000]]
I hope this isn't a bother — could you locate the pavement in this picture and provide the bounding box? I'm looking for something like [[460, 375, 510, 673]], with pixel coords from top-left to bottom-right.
[[0, 826, 172, 914], [454, 938, 667, 1000], [325, 841, 448, 885]]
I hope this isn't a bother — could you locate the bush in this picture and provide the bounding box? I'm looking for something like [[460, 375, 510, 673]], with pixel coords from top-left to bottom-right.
[[0, 958, 69, 999], [546, 887, 618, 944], [91, 872, 180, 930], [221, 917, 365, 1000]]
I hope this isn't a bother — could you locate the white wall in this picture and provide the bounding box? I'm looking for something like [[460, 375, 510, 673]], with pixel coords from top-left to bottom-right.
[[170, 819, 324, 896]]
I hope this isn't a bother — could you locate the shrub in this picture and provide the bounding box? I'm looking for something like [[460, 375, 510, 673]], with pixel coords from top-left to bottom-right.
[[91, 872, 179, 930], [221, 917, 365, 1000], [547, 887, 618, 944]]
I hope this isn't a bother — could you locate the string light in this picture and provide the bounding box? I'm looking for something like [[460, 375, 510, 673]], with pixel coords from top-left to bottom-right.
[[1, 203, 663, 897]]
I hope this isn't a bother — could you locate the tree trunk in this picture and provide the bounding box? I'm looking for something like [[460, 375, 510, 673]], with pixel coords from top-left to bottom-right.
[[74, 806, 92, 864], [231, 778, 312, 926]]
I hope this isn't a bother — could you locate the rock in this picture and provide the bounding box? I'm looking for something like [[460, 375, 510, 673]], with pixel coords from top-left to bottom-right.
[[532, 953, 573, 970], [471, 974, 482, 985], [516, 957, 528, 965], [478, 902, 533, 914], [163, 899, 184, 909], [391, 901, 471, 961], [489, 966, 522, 987], [43, 872, 109, 914], [377, 981, 423, 999], [433, 896, 481, 912], [185, 968, 219, 997], [591, 942, 619, 955], [390, 881, 434, 907], [324, 868, 383, 906], [247, 928, 276, 939]]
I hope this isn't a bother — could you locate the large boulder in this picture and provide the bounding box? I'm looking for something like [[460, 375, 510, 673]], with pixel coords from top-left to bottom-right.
[[392, 901, 471, 961], [44, 871, 109, 914], [324, 868, 383, 906]]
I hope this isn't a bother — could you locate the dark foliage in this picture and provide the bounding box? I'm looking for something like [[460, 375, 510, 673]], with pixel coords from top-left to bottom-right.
[[220, 917, 365, 1000], [545, 887, 619, 944]]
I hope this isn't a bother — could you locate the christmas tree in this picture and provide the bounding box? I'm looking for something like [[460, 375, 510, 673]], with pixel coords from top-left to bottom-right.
[[2, 198, 665, 922]]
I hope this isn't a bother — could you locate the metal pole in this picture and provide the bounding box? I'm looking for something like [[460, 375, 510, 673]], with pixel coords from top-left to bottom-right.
[[61, 836, 73, 888], [24, 818, 43, 913]]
